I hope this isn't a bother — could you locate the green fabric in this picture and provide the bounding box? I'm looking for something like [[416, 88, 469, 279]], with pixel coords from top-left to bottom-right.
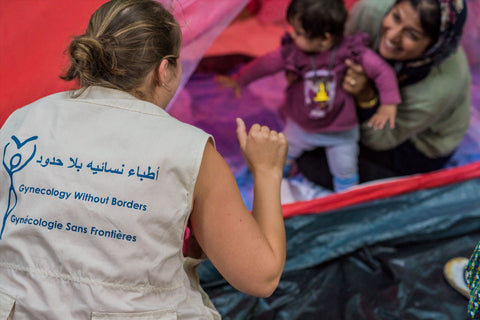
[[345, 0, 471, 158], [467, 242, 480, 319]]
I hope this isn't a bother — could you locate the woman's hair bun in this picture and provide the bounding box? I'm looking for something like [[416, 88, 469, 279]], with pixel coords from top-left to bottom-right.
[[61, 0, 180, 92]]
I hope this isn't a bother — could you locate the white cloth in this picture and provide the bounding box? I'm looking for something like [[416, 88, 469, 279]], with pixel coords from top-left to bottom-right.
[[0, 87, 219, 319], [283, 119, 359, 179]]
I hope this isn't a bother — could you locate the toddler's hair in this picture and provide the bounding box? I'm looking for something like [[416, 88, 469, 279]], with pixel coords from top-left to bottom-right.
[[286, 0, 347, 40], [61, 0, 181, 92]]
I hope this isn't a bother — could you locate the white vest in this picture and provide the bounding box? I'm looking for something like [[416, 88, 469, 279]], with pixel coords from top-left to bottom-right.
[[0, 87, 220, 319]]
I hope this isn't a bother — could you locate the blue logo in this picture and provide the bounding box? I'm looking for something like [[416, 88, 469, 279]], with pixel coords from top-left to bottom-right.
[[1, 135, 38, 239]]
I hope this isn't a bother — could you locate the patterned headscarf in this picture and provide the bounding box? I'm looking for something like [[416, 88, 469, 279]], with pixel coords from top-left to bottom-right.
[[392, 0, 467, 85]]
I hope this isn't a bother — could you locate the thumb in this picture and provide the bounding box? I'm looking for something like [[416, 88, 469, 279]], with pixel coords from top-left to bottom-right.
[[236, 118, 247, 150]]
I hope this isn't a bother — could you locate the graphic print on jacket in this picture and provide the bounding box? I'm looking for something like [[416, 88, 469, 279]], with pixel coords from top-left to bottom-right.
[[1, 135, 38, 239]]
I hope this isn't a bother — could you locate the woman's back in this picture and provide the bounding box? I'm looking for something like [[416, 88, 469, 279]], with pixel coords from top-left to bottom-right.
[[0, 86, 219, 319]]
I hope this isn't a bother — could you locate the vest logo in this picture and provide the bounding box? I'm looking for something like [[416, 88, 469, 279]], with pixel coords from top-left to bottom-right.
[[1, 135, 38, 239]]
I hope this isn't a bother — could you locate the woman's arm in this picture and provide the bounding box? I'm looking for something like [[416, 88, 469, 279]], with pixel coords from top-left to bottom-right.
[[190, 118, 287, 297]]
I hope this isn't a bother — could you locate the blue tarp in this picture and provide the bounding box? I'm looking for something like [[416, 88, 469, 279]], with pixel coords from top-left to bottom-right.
[[199, 178, 480, 319]]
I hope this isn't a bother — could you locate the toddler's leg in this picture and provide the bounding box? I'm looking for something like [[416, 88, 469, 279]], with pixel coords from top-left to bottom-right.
[[282, 121, 314, 177], [325, 142, 359, 192]]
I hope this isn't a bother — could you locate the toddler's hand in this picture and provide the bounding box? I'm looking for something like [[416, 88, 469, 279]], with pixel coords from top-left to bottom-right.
[[368, 104, 397, 130], [215, 75, 242, 98], [236, 118, 288, 178]]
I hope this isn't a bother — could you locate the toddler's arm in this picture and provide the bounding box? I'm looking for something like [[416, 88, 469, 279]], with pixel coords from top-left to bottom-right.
[[215, 48, 285, 98], [358, 48, 401, 106]]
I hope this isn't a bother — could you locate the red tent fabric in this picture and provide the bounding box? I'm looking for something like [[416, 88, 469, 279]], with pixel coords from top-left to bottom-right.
[[282, 161, 480, 217], [0, 1, 106, 125], [0, 0, 250, 126]]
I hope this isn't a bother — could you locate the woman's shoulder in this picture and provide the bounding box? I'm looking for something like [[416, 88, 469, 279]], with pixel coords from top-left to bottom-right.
[[351, 0, 393, 12], [406, 47, 470, 99], [3, 90, 72, 120], [345, 0, 394, 46], [398, 47, 470, 127], [434, 47, 470, 80]]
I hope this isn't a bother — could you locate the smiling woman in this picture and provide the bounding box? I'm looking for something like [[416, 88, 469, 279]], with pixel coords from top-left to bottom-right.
[[378, 1, 435, 63], [297, 0, 470, 188]]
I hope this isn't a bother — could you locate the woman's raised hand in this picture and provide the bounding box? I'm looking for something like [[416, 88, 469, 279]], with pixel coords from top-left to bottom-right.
[[191, 118, 287, 297], [236, 118, 288, 178]]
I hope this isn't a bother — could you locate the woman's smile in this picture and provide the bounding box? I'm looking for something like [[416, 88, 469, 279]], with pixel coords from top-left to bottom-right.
[[379, 1, 431, 61]]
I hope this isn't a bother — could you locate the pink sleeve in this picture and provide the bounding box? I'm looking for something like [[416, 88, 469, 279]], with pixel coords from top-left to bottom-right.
[[360, 48, 402, 105], [233, 48, 285, 87]]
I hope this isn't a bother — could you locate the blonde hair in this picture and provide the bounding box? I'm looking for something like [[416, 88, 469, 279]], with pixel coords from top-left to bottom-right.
[[61, 0, 181, 92]]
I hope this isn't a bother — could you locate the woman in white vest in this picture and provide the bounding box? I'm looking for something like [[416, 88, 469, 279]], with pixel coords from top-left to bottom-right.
[[0, 0, 288, 319]]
